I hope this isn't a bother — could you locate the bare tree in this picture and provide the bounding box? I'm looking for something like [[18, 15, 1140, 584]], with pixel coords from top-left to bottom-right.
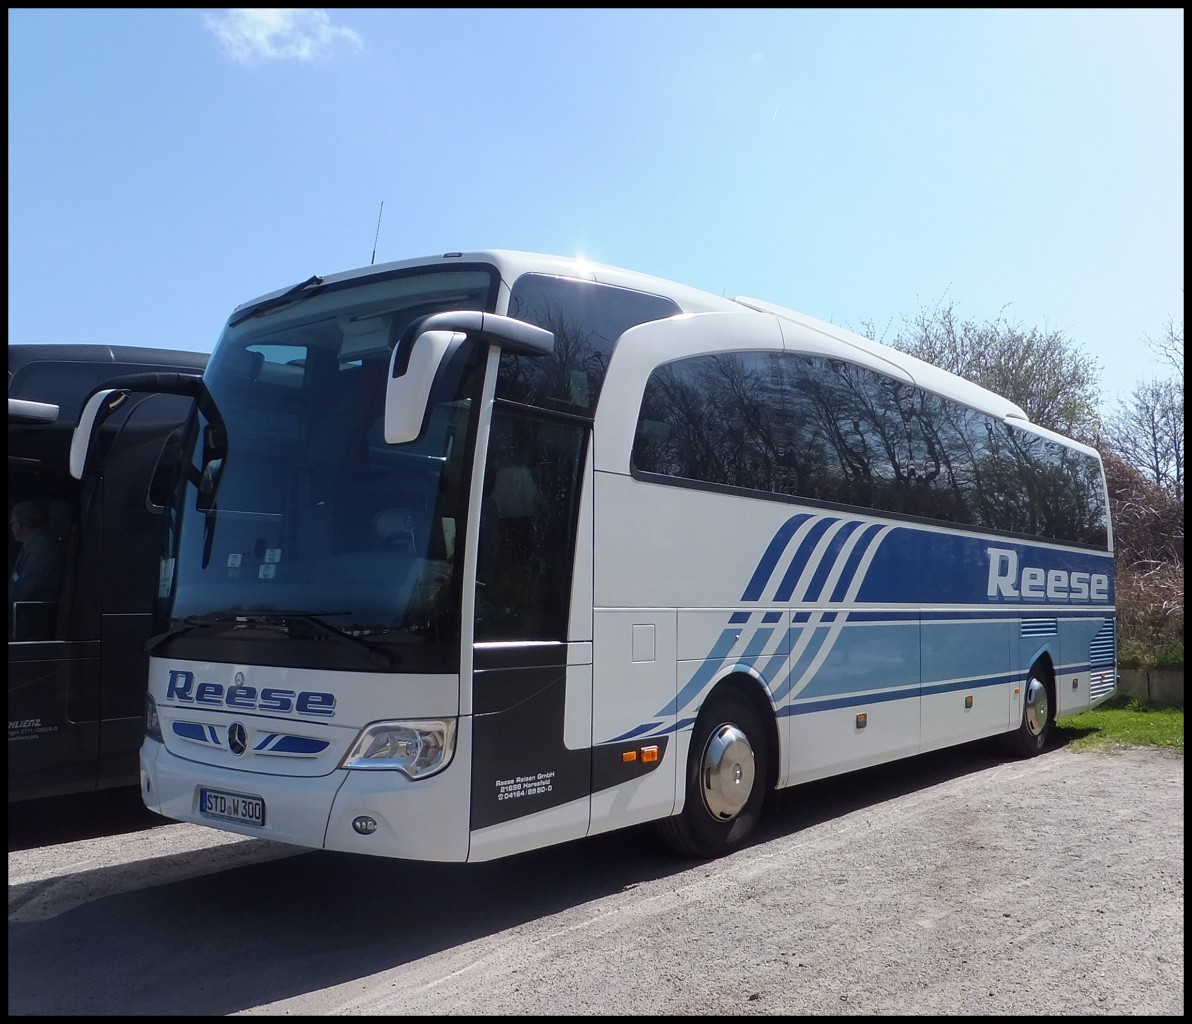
[[1146, 314, 1184, 376], [872, 298, 1182, 666], [1104, 376, 1184, 498], [883, 299, 1103, 442]]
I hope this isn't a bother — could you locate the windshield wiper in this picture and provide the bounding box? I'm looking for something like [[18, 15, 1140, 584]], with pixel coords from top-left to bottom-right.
[[228, 274, 325, 327], [146, 612, 238, 651], [147, 610, 396, 670], [266, 612, 394, 669]]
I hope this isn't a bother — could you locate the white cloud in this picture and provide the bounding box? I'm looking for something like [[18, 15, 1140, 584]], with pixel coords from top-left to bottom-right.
[[205, 9, 364, 65]]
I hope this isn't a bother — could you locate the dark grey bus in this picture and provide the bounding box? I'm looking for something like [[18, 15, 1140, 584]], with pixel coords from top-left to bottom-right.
[[8, 344, 208, 802]]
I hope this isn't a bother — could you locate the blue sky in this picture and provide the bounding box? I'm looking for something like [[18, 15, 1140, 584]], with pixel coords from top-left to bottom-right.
[[8, 9, 1184, 411]]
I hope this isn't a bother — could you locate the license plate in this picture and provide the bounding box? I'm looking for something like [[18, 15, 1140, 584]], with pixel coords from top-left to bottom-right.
[[200, 788, 265, 827]]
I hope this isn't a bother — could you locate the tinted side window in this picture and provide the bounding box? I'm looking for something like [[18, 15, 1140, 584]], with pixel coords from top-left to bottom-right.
[[502, 275, 680, 416], [634, 351, 793, 495], [8, 481, 78, 641], [785, 356, 920, 513], [633, 351, 1108, 548]]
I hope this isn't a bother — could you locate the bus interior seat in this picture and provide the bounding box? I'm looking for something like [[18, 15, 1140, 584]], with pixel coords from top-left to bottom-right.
[[224, 347, 265, 382], [490, 465, 539, 520], [373, 507, 418, 553]]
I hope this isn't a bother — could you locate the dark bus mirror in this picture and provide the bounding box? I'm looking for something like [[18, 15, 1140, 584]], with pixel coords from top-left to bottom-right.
[[70, 388, 129, 479], [8, 398, 60, 424], [68, 372, 204, 480]]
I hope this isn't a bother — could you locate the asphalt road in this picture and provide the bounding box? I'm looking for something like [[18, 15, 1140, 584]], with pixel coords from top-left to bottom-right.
[[7, 740, 1184, 1016]]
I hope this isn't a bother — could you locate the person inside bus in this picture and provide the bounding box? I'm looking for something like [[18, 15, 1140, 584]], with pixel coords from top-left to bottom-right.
[[8, 501, 65, 640]]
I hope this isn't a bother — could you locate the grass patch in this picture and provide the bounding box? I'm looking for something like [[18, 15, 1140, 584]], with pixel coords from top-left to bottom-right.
[[1057, 695, 1184, 753]]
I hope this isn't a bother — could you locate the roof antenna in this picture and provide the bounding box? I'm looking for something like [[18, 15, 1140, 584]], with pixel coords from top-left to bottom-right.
[[370, 200, 384, 265]]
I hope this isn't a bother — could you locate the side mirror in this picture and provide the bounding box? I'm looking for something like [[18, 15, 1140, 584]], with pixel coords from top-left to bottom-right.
[[384, 311, 554, 445], [8, 398, 60, 424], [68, 372, 204, 480], [70, 388, 128, 479], [384, 330, 460, 444]]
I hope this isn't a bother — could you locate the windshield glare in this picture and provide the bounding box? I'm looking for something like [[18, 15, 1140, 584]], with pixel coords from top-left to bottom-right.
[[159, 268, 494, 650]]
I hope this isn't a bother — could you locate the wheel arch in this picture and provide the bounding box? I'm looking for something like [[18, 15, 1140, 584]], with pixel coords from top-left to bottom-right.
[[699, 670, 780, 799], [1028, 649, 1058, 708]]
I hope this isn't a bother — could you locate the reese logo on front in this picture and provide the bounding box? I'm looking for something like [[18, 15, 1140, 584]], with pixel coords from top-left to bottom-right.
[[164, 669, 336, 717]]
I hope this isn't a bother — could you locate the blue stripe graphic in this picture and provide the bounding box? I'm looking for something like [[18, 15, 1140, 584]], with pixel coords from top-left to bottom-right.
[[741, 514, 812, 600], [621, 510, 1113, 745], [830, 523, 886, 602], [774, 517, 837, 600], [804, 520, 863, 601]]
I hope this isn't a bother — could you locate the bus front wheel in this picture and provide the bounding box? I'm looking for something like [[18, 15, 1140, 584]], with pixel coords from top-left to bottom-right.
[[655, 690, 768, 859], [1004, 661, 1054, 758]]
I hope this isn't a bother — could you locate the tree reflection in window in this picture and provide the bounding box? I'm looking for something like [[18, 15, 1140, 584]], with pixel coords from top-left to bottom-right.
[[502, 275, 681, 415], [635, 353, 791, 495], [633, 351, 1108, 549]]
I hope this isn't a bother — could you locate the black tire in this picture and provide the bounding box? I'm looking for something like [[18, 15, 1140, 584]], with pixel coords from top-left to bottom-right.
[[1003, 661, 1054, 758], [655, 690, 769, 859]]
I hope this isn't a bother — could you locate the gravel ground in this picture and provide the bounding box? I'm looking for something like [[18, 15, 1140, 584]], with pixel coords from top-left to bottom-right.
[[7, 742, 1184, 1016]]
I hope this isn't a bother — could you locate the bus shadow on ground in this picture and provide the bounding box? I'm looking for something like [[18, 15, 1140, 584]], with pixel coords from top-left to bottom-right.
[[7, 786, 167, 853], [756, 733, 1061, 840], [6, 737, 1046, 1016]]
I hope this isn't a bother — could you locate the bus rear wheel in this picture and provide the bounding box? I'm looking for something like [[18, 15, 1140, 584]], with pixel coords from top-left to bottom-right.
[[655, 690, 768, 859], [1003, 661, 1054, 758]]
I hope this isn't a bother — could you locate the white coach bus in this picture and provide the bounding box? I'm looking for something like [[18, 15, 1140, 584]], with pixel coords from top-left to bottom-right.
[[75, 250, 1116, 861]]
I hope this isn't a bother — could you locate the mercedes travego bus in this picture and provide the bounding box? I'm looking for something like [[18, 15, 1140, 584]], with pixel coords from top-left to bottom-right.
[[71, 251, 1116, 861], [9, 344, 208, 802]]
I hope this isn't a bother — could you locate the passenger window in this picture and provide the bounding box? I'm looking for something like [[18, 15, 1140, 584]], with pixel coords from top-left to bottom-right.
[[8, 491, 77, 642], [474, 407, 586, 642]]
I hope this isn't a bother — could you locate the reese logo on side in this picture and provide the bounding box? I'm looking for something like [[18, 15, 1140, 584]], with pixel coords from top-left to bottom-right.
[[986, 547, 1109, 602]]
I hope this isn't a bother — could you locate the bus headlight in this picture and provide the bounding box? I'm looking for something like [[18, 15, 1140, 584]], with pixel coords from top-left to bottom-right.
[[342, 719, 457, 779], [145, 694, 163, 743]]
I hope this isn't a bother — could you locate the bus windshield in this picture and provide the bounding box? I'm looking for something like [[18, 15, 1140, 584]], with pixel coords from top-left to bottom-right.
[[155, 267, 495, 670]]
